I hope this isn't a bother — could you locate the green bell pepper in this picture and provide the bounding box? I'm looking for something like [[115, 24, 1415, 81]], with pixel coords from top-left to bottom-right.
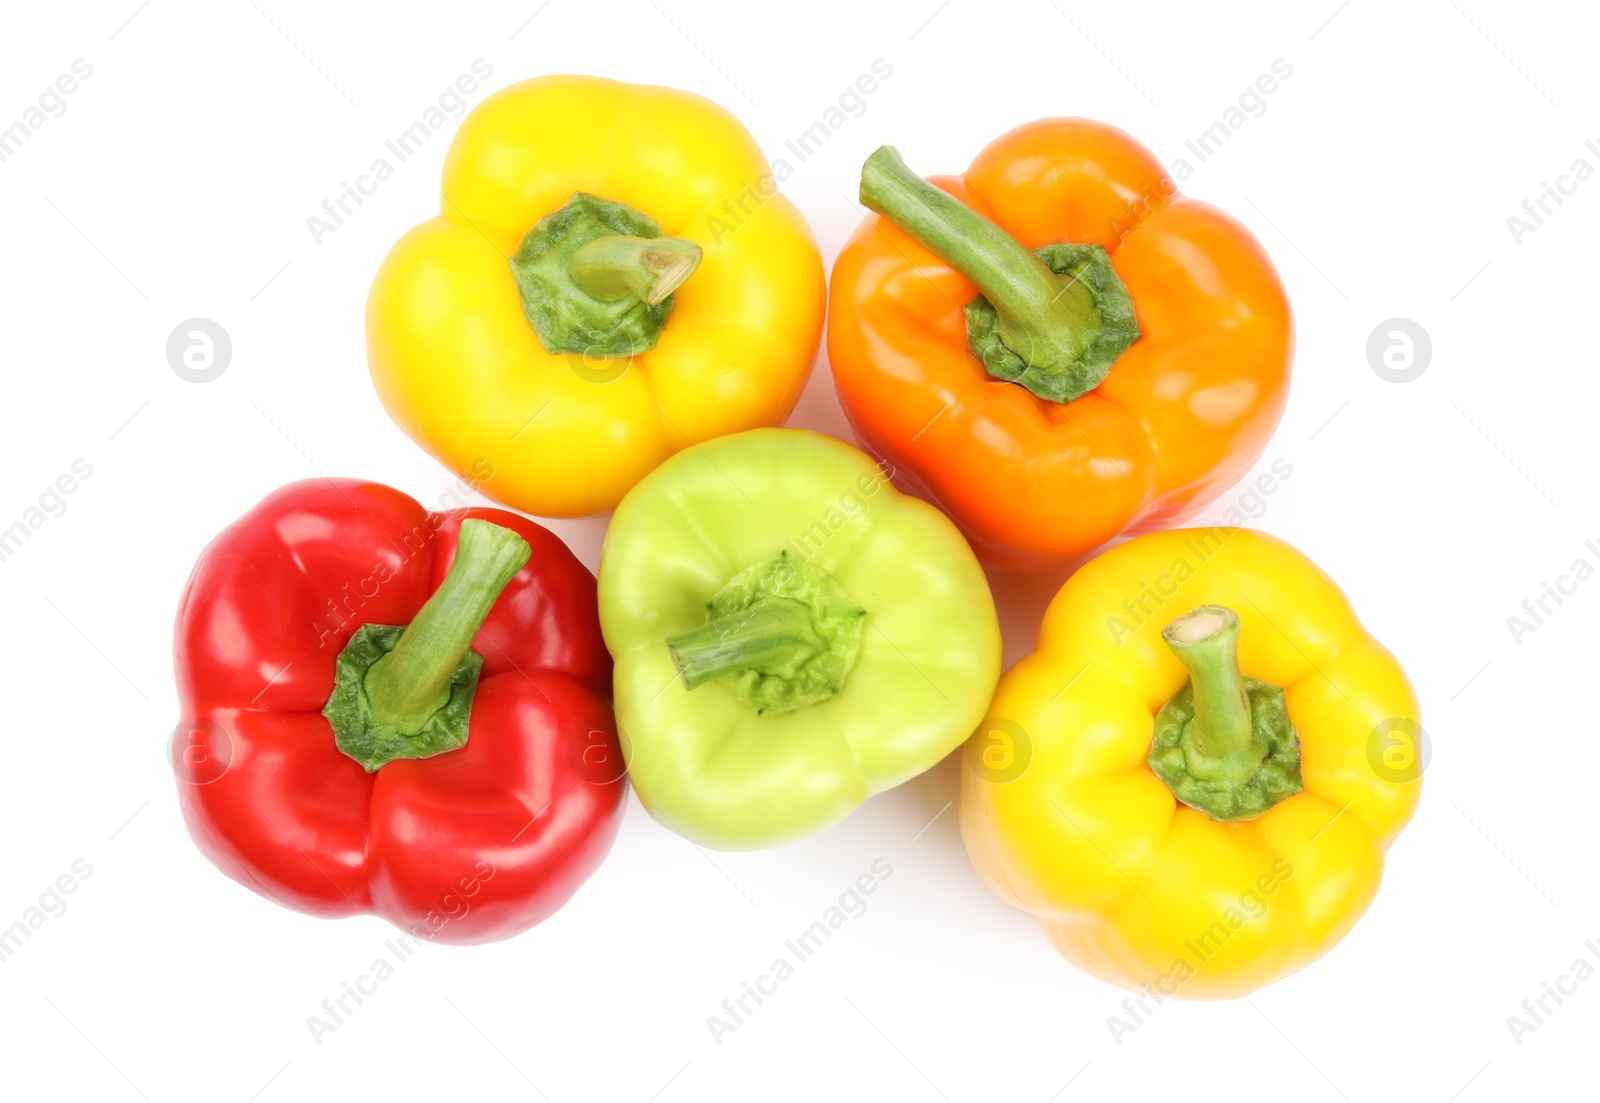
[[598, 428, 1002, 850]]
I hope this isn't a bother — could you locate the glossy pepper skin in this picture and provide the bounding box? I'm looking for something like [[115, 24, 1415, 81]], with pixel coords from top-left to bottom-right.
[[829, 119, 1293, 570], [960, 529, 1420, 998], [172, 480, 624, 944], [599, 428, 1001, 850], [368, 75, 826, 519]]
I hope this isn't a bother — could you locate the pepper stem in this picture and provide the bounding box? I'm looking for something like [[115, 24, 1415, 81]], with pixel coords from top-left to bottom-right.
[[1162, 607, 1256, 768], [663, 551, 866, 715], [363, 520, 530, 735], [569, 235, 702, 305], [862, 145, 1074, 337], [668, 597, 823, 689], [510, 192, 699, 358], [1147, 605, 1304, 822], [858, 146, 1139, 403]]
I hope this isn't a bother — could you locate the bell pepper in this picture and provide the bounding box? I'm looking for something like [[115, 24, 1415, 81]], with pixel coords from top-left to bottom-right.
[[367, 74, 827, 518], [828, 119, 1293, 570], [172, 479, 623, 944], [598, 428, 1001, 849], [960, 528, 1420, 998]]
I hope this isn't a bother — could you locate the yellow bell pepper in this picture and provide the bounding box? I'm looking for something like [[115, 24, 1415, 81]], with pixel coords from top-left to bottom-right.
[[960, 528, 1421, 999], [366, 75, 826, 517]]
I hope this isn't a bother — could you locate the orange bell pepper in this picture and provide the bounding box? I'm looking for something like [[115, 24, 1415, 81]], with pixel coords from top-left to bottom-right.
[[827, 119, 1293, 570]]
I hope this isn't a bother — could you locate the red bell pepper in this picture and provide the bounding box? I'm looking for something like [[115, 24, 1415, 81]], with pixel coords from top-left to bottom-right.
[[171, 479, 623, 944]]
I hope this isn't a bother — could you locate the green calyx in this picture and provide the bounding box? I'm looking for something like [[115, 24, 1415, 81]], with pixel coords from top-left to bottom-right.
[[666, 551, 866, 715], [858, 146, 1139, 404], [1147, 605, 1303, 822], [322, 519, 530, 772], [324, 625, 484, 772], [509, 191, 703, 359], [963, 243, 1139, 403]]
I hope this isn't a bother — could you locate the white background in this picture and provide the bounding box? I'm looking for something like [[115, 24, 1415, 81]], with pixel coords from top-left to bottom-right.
[[0, 0, 1590, 1099]]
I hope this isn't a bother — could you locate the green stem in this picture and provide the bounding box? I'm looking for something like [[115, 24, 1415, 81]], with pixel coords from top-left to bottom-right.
[[569, 235, 702, 305], [1161, 606, 1255, 765], [862, 146, 1075, 338], [1146, 605, 1304, 822], [857, 146, 1139, 403], [510, 192, 698, 358], [363, 520, 530, 735], [668, 597, 823, 690], [663, 551, 867, 715]]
